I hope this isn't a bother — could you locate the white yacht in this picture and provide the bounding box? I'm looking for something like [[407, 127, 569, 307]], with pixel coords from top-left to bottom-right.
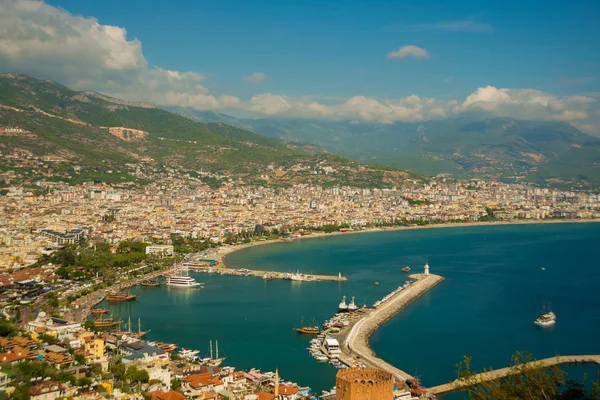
[[338, 296, 348, 312], [166, 267, 203, 288], [347, 296, 358, 311], [534, 310, 556, 327]]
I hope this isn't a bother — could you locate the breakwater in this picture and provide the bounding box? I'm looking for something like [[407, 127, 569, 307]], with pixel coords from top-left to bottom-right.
[[184, 262, 346, 282], [341, 273, 444, 381]]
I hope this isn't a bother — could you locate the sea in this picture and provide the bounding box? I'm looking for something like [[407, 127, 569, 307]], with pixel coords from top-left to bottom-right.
[[105, 223, 600, 397]]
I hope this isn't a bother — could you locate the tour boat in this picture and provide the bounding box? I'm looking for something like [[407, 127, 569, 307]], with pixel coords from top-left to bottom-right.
[[141, 280, 161, 287], [107, 292, 137, 302], [94, 317, 121, 328], [402, 266, 411, 272], [90, 308, 108, 315], [166, 267, 203, 288], [295, 317, 320, 334]]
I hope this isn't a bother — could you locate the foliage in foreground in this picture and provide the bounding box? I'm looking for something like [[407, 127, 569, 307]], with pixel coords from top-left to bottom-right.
[[456, 351, 600, 400]]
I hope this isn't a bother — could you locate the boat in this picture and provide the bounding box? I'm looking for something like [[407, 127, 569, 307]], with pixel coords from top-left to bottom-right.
[[90, 308, 108, 315], [534, 305, 556, 327], [338, 296, 348, 312], [121, 317, 150, 338], [294, 317, 320, 335], [155, 342, 178, 352], [107, 292, 138, 302], [263, 273, 275, 281], [402, 266, 411, 273], [200, 340, 226, 367], [374, 282, 379, 285], [94, 317, 121, 328], [141, 279, 161, 287], [166, 266, 203, 288], [179, 348, 200, 361], [347, 297, 358, 312], [540, 267, 546, 271]]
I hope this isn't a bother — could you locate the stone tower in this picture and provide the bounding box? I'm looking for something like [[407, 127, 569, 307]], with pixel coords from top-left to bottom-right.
[[336, 367, 394, 400]]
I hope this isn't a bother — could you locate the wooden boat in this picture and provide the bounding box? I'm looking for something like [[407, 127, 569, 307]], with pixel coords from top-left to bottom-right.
[[94, 318, 121, 328], [294, 317, 320, 335], [155, 342, 178, 352], [90, 308, 108, 315], [107, 292, 138, 302], [140, 280, 161, 287], [121, 317, 150, 338]]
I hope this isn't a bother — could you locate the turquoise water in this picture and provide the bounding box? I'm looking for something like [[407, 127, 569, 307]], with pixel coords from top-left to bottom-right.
[[106, 223, 600, 395]]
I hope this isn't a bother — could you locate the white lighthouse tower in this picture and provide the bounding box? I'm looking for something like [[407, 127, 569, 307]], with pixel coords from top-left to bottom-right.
[[424, 259, 430, 275]]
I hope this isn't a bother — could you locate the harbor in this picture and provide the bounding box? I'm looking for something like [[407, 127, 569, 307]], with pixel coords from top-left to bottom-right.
[[297, 262, 444, 396]]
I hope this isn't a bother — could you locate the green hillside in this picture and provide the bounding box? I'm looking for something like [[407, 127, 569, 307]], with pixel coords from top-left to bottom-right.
[[0, 73, 417, 188], [167, 107, 600, 188]]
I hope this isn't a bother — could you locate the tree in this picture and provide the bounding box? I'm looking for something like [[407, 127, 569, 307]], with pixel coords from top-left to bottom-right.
[[455, 352, 600, 400], [76, 377, 93, 387], [0, 319, 15, 337], [171, 377, 181, 391]]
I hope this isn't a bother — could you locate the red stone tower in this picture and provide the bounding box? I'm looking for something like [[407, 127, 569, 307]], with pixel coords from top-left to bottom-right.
[[336, 367, 394, 400]]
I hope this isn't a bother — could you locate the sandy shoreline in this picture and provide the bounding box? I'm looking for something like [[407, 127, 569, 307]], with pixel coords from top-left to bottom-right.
[[221, 218, 600, 268]]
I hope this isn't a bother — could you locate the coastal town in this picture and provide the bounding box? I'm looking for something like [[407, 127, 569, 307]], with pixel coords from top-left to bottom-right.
[[0, 161, 599, 399], [2, 162, 599, 269]]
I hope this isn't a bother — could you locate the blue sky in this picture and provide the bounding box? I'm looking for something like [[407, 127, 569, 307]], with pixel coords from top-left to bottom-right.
[[45, 0, 599, 99], [1, 0, 599, 132]]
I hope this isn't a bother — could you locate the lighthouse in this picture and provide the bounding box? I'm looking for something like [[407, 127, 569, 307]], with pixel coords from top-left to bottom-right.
[[424, 260, 430, 275]]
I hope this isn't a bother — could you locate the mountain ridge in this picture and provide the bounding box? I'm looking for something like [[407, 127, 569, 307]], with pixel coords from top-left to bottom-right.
[[164, 105, 600, 188], [0, 73, 418, 188]]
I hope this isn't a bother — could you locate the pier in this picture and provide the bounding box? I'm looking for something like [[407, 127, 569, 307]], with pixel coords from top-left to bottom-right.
[[428, 355, 600, 395], [339, 273, 444, 381], [183, 262, 347, 282]]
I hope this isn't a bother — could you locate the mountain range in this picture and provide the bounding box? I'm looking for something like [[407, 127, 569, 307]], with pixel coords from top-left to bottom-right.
[[0, 73, 415, 188], [165, 107, 600, 189]]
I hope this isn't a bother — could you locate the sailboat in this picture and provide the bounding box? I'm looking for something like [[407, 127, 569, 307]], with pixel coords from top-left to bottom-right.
[[121, 317, 150, 338], [200, 340, 226, 367], [294, 317, 320, 334]]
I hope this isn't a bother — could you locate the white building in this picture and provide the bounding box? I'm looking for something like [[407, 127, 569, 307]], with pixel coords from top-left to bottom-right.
[[145, 244, 174, 257]]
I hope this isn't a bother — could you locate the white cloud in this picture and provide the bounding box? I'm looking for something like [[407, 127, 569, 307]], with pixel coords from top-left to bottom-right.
[[243, 72, 267, 82], [0, 1, 598, 134], [387, 45, 431, 59], [0, 0, 238, 110], [408, 20, 493, 32]]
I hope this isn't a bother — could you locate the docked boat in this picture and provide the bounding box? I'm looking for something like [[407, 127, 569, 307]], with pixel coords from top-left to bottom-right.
[[338, 296, 348, 312], [141, 280, 161, 287], [347, 296, 358, 312], [166, 267, 203, 288], [295, 317, 320, 335], [534, 307, 556, 327], [120, 317, 150, 338], [90, 308, 108, 315], [94, 317, 121, 328], [200, 340, 226, 367], [155, 342, 178, 352], [402, 266, 411, 273], [107, 292, 138, 302], [179, 348, 200, 361]]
